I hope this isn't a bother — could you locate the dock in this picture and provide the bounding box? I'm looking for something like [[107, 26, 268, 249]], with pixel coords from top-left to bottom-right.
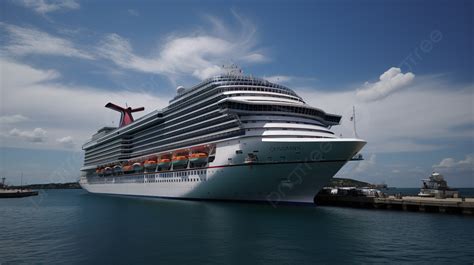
[[315, 194, 474, 215]]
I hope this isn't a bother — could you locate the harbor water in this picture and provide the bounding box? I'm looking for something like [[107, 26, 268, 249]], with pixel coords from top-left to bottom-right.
[[1, 189, 473, 264]]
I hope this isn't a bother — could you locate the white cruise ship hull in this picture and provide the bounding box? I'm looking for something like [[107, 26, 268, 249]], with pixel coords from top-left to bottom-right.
[[80, 138, 365, 204]]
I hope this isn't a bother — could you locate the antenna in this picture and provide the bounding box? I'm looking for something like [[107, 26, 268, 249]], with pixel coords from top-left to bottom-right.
[[350, 106, 359, 138], [222, 64, 243, 76]]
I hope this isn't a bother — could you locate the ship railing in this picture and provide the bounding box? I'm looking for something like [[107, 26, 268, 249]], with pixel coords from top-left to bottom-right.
[[87, 169, 209, 184]]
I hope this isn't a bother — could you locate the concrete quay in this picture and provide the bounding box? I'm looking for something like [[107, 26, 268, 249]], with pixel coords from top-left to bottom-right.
[[315, 194, 474, 215]]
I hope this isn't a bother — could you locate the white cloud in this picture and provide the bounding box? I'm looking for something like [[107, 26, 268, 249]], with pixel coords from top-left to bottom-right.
[[9, 127, 47, 142], [354, 154, 376, 173], [1, 13, 264, 83], [297, 73, 473, 153], [356, 67, 415, 102], [0, 114, 28, 124], [1, 56, 60, 87], [433, 155, 474, 169], [0, 58, 169, 150], [56, 136, 75, 148], [97, 13, 266, 81], [264, 75, 293, 83], [128, 9, 139, 16], [241, 53, 266, 63], [431, 155, 473, 186], [0, 23, 94, 59], [16, 0, 79, 14]]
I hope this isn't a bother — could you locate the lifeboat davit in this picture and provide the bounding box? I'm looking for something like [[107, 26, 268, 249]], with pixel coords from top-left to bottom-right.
[[172, 154, 188, 168], [132, 162, 143, 172], [113, 165, 122, 174], [189, 152, 208, 165], [104, 167, 113, 175]]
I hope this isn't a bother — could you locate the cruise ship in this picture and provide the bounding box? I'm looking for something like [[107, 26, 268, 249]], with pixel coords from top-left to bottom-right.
[[79, 68, 366, 204]]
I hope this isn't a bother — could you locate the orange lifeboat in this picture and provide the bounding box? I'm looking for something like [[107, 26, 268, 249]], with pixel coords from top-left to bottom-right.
[[172, 154, 188, 167], [144, 156, 158, 169], [158, 155, 171, 170], [189, 152, 208, 165], [96, 167, 104, 176], [123, 164, 134, 173]]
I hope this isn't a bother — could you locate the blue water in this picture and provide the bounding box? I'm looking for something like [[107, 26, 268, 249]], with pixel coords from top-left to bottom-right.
[[1, 190, 473, 265]]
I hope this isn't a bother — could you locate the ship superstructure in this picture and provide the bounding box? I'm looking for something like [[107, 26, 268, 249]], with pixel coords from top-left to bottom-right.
[[80, 69, 366, 204]]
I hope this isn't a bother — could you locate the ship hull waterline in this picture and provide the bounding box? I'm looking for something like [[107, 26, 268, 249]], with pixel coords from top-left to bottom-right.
[[80, 139, 365, 204]]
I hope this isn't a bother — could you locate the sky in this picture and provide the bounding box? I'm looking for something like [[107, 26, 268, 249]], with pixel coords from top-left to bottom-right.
[[0, 0, 472, 187]]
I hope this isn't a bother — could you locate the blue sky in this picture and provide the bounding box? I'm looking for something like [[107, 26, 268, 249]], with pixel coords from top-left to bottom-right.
[[0, 0, 472, 187]]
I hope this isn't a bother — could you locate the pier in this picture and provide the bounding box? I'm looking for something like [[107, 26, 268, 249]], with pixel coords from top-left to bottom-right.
[[315, 194, 474, 215]]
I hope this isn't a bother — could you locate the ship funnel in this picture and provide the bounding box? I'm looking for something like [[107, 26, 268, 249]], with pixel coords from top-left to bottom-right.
[[105, 102, 144, 127]]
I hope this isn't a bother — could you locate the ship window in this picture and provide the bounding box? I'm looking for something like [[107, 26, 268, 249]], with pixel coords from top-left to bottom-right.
[[236, 150, 243, 154]]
